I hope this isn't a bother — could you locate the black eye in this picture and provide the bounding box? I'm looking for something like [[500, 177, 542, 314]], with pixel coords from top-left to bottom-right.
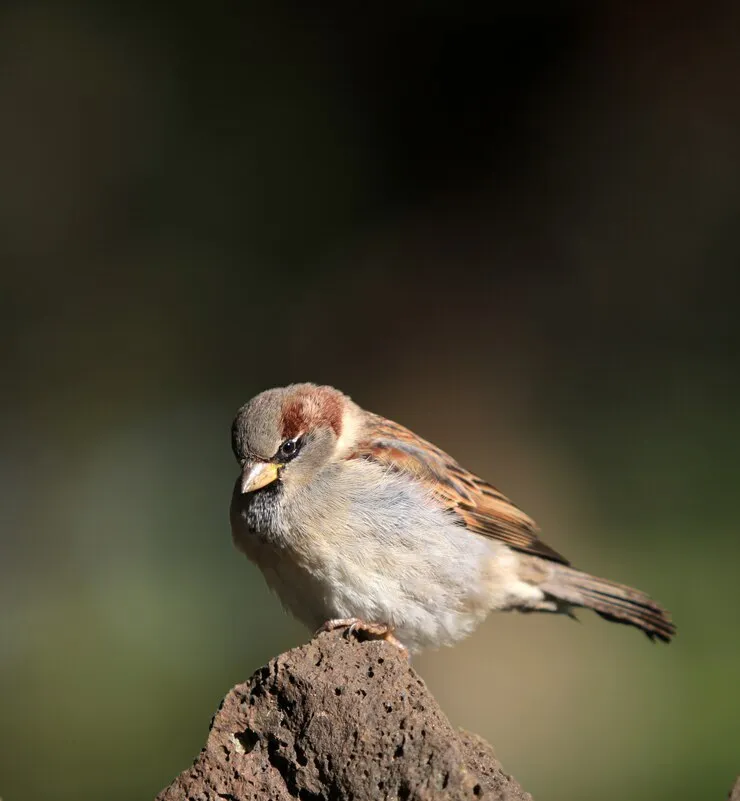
[[278, 437, 301, 461]]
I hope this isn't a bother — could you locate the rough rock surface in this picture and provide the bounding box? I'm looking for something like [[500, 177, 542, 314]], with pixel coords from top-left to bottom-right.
[[729, 776, 740, 801], [157, 629, 531, 800]]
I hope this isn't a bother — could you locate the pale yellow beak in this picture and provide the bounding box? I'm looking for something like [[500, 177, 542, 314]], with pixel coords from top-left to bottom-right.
[[240, 461, 280, 494]]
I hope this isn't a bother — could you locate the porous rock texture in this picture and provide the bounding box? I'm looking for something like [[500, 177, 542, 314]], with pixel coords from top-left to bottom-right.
[[157, 629, 531, 800]]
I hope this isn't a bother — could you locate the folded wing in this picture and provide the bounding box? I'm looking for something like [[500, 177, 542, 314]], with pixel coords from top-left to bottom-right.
[[348, 415, 570, 565]]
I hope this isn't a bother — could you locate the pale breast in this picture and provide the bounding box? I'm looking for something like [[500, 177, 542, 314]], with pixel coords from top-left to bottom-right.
[[274, 460, 501, 650], [230, 461, 507, 652]]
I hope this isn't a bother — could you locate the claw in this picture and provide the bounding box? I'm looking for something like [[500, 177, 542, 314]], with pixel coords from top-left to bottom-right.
[[315, 617, 361, 636], [316, 617, 410, 659]]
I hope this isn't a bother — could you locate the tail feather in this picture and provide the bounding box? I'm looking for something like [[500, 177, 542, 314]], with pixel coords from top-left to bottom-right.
[[542, 565, 676, 643]]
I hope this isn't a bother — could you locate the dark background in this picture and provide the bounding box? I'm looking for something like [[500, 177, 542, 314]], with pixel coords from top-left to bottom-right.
[[1, 3, 739, 800]]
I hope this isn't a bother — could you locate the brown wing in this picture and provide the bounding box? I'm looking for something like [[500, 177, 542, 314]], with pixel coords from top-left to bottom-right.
[[348, 415, 570, 565]]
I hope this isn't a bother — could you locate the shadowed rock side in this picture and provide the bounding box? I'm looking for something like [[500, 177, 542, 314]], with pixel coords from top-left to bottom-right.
[[157, 629, 531, 800]]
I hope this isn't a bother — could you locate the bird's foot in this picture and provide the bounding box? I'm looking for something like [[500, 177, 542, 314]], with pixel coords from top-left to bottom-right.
[[317, 618, 409, 658]]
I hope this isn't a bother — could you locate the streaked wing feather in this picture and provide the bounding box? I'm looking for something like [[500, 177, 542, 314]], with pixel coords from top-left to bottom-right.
[[349, 415, 570, 565]]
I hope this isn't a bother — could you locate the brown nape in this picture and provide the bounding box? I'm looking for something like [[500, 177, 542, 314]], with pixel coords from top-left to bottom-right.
[[280, 399, 309, 440], [280, 386, 344, 439]]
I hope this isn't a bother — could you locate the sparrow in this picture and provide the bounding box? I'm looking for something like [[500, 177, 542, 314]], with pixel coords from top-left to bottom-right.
[[230, 383, 675, 655]]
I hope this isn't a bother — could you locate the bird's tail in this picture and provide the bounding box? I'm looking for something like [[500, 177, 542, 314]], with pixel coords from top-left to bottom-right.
[[539, 564, 676, 643]]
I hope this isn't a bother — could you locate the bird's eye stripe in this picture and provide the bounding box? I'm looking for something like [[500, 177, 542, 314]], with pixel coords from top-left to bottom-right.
[[277, 435, 303, 462]]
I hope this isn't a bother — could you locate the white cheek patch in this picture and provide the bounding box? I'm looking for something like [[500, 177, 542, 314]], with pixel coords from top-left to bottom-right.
[[334, 405, 363, 458]]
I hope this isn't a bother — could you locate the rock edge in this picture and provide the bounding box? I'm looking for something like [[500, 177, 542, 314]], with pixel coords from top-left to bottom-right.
[[156, 629, 531, 800]]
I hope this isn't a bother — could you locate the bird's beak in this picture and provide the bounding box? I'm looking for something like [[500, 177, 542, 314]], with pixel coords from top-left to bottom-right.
[[240, 461, 280, 494]]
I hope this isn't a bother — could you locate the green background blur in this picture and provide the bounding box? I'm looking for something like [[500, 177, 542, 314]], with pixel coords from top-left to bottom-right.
[[1, 3, 738, 800]]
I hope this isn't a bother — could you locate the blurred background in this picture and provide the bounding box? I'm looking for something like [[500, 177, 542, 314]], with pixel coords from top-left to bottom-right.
[[1, 3, 739, 800]]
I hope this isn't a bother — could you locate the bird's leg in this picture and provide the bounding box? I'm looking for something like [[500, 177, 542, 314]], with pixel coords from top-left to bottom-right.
[[316, 618, 409, 658], [317, 617, 362, 633]]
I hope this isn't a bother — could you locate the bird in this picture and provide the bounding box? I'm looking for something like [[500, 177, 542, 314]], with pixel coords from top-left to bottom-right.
[[229, 383, 675, 655]]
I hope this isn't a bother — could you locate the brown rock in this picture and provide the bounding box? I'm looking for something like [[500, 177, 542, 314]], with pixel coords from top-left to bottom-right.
[[729, 776, 740, 801], [157, 629, 531, 800]]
